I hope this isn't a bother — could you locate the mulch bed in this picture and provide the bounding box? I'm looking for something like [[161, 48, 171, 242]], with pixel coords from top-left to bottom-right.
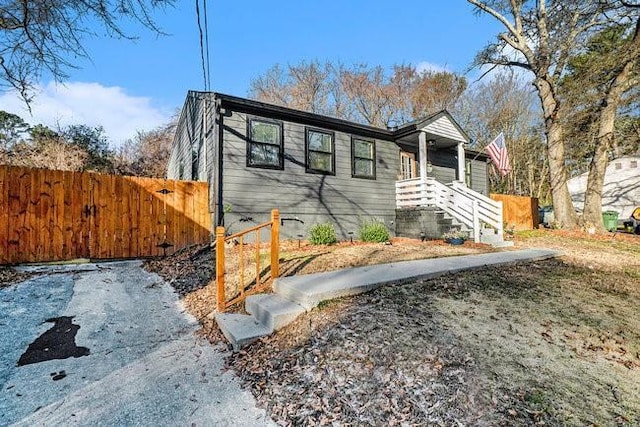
[[144, 243, 215, 296], [0, 266, 32, 288]]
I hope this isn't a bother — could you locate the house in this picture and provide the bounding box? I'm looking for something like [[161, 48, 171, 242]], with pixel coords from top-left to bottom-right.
[[567, 155, 640, 220], [167, 92, 505, 244]]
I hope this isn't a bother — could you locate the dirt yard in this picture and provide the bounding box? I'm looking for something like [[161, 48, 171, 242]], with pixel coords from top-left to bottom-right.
[[148, 231, 640, 426]]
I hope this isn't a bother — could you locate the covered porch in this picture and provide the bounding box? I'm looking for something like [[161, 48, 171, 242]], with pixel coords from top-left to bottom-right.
[[391, 112, 504, 243]]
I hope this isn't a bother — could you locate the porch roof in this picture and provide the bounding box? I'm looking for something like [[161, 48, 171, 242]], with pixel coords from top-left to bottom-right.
[[392, 110, 470, 149]]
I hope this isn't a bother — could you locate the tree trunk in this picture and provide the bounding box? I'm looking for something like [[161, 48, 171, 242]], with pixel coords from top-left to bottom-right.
[[582, 18, 639, 230], [535, 78, 578, 228], [581, 108, 615, 229]]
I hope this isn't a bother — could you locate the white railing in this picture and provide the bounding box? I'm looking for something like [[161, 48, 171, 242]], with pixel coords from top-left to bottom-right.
[[395, 177, 503, 242]]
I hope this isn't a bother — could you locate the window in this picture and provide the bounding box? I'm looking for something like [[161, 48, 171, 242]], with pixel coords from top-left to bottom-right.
[[306, 128, 335, 174], [352, 137, 376, 179], [247, 118, 283, 169], [631, 160, 638, 168], [615, 162, 622, 170], [465, 160, 472, 187]]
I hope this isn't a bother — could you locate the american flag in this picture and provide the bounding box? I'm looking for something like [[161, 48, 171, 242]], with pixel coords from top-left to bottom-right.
[[486, 132, 511, 176]]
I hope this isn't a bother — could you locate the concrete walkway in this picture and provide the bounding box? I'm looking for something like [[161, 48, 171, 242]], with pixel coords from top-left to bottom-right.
[[216, 248, 561, 349], [1, 261, 274, 426]]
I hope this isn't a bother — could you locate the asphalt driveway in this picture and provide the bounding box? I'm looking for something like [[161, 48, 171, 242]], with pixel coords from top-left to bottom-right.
[[0, 260, 274, 426]]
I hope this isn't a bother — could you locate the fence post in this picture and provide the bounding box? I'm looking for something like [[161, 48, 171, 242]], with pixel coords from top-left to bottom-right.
[[270, 209, 280, 279], [215, 226, 225, 312], [473, 201, 481, 243]]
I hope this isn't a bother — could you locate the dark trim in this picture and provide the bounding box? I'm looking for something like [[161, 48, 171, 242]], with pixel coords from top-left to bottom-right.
[[351, 136, 376, 180], [465, 148, 489, 160], [246, 116, 284, 170], [304, 127, 335, 175], [216, 103, 224, 227], [212, 92, 394, 141]]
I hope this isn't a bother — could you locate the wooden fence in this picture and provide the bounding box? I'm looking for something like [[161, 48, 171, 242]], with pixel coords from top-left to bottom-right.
[[0, 166, 211, 264], [490, 193, 540, 230]]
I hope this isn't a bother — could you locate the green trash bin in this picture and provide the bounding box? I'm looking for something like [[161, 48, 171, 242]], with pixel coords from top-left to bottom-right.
[[602, 211, 619, 231]]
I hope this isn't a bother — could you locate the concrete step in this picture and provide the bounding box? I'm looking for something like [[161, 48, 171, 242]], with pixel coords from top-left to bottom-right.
[[214, 313, 272, 351], [479, 229, 515, 247], [245, 294, 306, 331]]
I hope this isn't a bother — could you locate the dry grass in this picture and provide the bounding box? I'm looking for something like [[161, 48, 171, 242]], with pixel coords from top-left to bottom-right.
[[148, 230, 640, 426]]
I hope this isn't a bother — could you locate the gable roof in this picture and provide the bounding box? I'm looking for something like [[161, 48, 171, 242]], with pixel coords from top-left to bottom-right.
[[193, 91, 470, 144], [393, 110, 470, 143], [211, 92, 395, 140]]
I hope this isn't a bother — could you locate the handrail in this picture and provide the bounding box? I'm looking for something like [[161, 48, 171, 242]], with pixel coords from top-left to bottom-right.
[[395, 178, 504, 242], [216, 209, 280, 312]]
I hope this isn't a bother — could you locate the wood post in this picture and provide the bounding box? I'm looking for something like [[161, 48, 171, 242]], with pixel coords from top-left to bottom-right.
[[457, 142, 466, 185], [215, 209, 280, 313], [418, 131, 428, 183], [215, 225, 225, 312], [472, 201, 480, 243], [271, 209, 280, 279]]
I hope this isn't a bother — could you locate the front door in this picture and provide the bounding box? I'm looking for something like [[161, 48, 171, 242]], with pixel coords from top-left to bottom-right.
[[400, 152, 417, 180]]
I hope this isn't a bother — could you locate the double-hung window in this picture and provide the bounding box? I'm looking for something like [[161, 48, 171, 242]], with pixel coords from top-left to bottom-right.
[[352, 137, 376, 179], [247, 118, 283, 169], [306, 128, 335, 174]]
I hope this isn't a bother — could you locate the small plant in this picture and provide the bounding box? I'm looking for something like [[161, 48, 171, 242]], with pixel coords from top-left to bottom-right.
[[308, 223, 337, 245], [441, 229, 468, 242], [359, 219, 390, 243]]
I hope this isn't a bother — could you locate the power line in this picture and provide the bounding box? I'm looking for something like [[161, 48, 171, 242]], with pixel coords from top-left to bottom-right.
[[203, 0, 211, 91], [195, 0, 208, 91]]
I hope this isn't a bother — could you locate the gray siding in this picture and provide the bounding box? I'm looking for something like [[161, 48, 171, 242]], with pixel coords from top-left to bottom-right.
[[167, 92, 212, 181], [168, 92, 216, 215], [467, 157, 489, 195], [429, 149, 457, 183], [220, 111, 399, 239]]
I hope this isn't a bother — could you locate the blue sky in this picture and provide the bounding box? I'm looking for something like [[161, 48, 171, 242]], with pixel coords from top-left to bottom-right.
[[0, 1, 502, 146]]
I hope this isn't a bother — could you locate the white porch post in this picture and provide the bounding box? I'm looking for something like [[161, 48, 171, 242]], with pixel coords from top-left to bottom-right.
[[457, 141, 466, 185], [419, 131, 428, 183]]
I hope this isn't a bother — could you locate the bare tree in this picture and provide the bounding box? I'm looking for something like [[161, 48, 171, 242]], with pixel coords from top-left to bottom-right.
[[114, 119, 176, 177], [9, 135, 88, 171], [249, 60, 467, 128], [459, 72, 549, 201], [466, 0, 635, 228], [0, 0, 173, 104]]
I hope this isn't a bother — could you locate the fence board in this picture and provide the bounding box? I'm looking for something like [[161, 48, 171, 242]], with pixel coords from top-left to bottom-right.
[[490, 193, 540, 230], [0, 165, 211, 264], [52, 170, 65, 261], [0, 167, 7, 264]]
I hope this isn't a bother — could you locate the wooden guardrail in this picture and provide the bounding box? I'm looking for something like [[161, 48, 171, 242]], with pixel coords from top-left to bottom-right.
[[216, 209, 280, 312], [396, 177, 504, 242]]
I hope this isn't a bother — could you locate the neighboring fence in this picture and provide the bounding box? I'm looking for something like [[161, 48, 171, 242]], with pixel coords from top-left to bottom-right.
[[490, 193, 540, 230], [0, 165, 211, 264], [216, 209, 280, 312]]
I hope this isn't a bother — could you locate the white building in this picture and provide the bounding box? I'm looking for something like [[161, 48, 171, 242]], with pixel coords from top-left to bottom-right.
[[567, 156, 640, 219]]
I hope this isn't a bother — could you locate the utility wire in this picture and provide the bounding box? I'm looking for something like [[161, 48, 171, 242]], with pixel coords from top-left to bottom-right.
[[203, 0, 211, 91], [195, 0, 208, 91]]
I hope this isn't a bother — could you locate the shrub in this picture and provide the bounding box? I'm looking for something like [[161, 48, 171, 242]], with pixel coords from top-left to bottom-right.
[[359, 219, 390, 243], [309, 223, 337, 245]]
